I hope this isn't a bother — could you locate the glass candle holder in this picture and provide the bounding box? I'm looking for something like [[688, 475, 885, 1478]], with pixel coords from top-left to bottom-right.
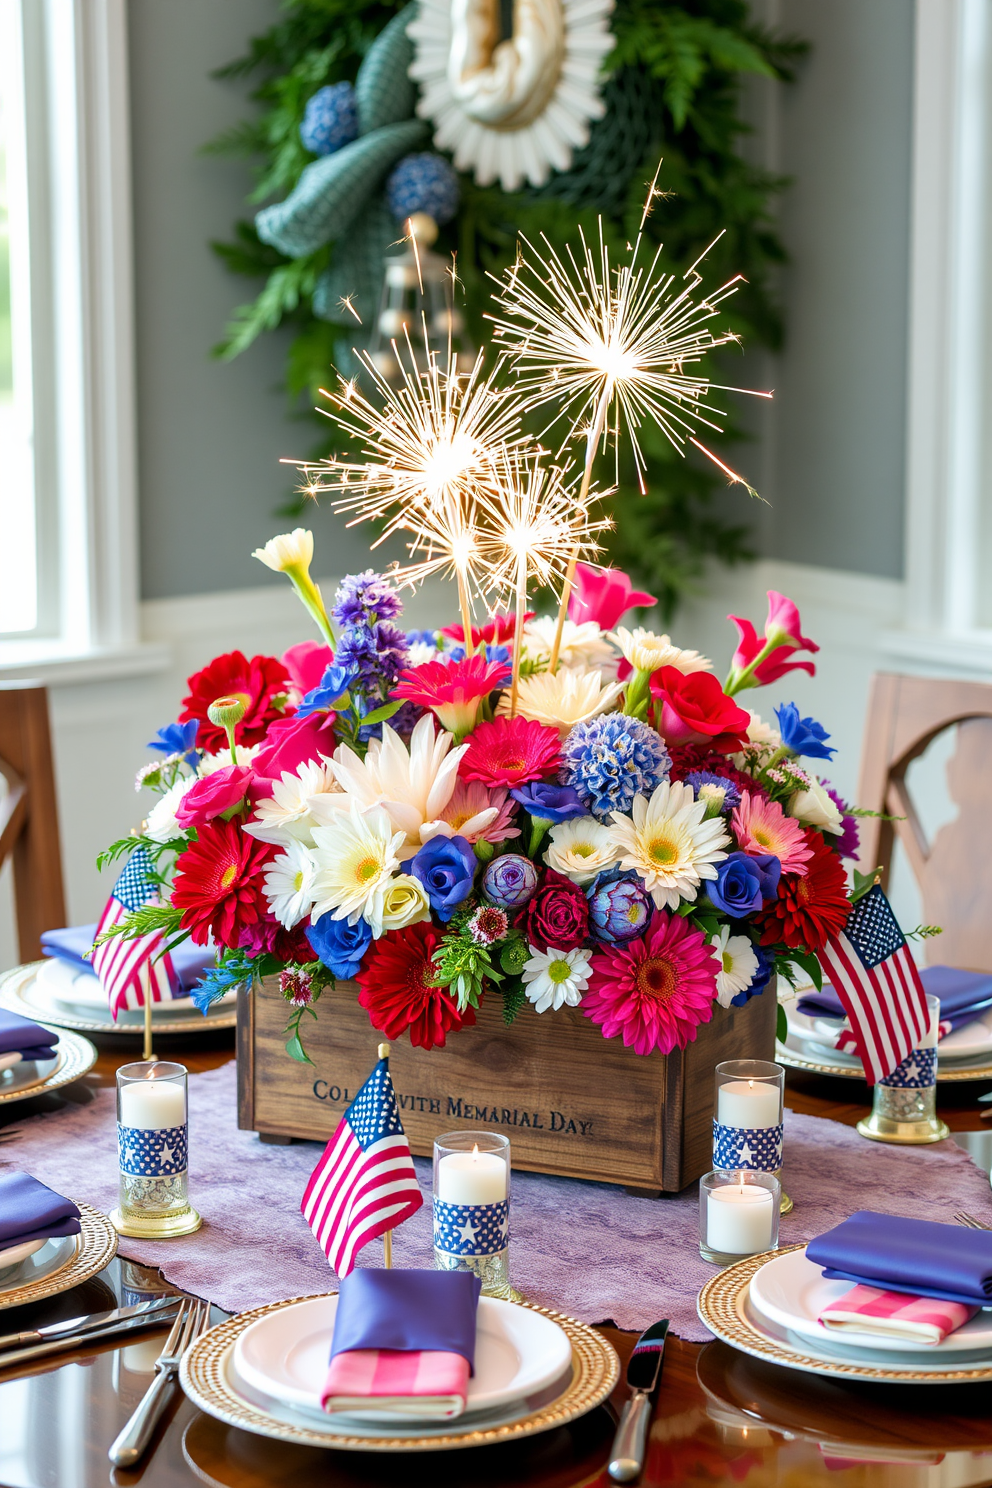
[[699, 1170, 780, 1266], [433, 1131, 512, 1298], [857, 994, 950, 1144], [111, 1062, 200, 1238]]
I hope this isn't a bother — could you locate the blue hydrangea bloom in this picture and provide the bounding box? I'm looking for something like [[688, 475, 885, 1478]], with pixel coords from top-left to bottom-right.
[[774, 702, 836, 760], [561, 715, 671, 819], [684, 770, 741, 813], [332, 570, 404, 628], [147, 720, 199, 766], [386, 152, 460, 224], [297, 662, 359, 719], [191, 954, 253, 1014], [300, 82, 358, 156]]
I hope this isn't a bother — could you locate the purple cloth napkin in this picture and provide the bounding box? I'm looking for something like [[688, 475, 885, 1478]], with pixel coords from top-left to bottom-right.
[[40, 924, 214, 992], [329, 1269, 482, 1371], [806, 1210, 992, 1307], [798, 965, 992, 1033], [0, 1171, 81, 1246], [0, 1007, 57, 1062]]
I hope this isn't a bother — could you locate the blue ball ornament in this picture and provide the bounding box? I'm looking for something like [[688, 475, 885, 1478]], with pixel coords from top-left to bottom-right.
[[385, 152, 460, 224], [300, 83, 358, 156]]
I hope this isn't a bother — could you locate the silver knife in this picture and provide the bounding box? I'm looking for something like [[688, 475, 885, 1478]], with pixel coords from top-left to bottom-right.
[[0, 1297, 180, 1357], [608, 1318, 669, 1484]]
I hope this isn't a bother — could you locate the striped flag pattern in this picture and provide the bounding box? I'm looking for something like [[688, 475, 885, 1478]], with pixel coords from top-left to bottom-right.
[[301, 1055, 423, 1277], [90, 848, 179, 1019], [816, 886, 929, 1084]]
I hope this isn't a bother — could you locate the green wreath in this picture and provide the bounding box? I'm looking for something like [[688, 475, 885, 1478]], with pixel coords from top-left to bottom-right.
[[207, 0, 805, 615]]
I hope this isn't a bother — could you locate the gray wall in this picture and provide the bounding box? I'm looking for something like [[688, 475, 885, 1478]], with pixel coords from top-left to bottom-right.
[[128, 0, 371, 600], [127, 0, 915, 599]]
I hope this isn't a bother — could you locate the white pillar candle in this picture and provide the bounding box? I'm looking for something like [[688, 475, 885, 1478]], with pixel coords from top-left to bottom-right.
[[119, 1077, 186, 1130], [717, 1079, 780, 1130], [707, 1182, 775, 1255], [437, 1146, 507, 1205]]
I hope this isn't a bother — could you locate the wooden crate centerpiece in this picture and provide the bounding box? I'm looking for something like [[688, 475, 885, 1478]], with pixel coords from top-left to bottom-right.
[[237, 979, 777, 1194]]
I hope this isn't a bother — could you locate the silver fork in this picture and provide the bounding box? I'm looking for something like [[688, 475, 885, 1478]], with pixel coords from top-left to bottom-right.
[[108, 1299, 210, 1467], [954, 1211, 991, 1229]]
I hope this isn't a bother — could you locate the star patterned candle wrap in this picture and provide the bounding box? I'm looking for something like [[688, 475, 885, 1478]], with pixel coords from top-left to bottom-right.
[[112, 1061, 201, 1239], [433, 1132, 514, 1298], [713, 1059, 790, 1213], [857, 994, 949, 1145]]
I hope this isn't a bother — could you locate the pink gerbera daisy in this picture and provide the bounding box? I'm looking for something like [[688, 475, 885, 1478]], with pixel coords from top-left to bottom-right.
[[732, 791, 812, 876], [583, 911, 719, 1055], [436, 779, 520, 843], [458, 715, 562, 788], [393, 655, 510, 738]]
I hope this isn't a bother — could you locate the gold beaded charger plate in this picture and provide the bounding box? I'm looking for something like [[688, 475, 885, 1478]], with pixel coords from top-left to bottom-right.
[[0, 1029, 96, 1106], [0, 1203, 117, 1312], [698, 1246, 992, 1384], [776, 990, 992, 1083], [0, 963, 237, 1035], [180, 1294, 620, 1452]]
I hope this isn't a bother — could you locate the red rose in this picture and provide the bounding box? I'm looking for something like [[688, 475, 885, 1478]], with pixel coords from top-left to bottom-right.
[[180, 650, 290, 753], [651, 667, 751, 753], [237, 917, 319, 963], [252, 711, 338, 780], [519, 869, 590, 952], [174, 765, 253, 830]]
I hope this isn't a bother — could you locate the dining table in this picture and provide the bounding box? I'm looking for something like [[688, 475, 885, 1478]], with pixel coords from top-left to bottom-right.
[[3, 1029, 992, 1488]]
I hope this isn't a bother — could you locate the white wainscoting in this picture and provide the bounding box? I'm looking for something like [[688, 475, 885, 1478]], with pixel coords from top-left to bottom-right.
[[2, 558, 986, 972]]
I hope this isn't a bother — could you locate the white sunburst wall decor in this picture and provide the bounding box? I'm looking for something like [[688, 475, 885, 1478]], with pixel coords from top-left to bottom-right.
[[407, 0, 615, 193]]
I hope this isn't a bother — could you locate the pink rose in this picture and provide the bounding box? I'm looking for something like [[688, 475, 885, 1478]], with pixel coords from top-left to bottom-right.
[[282, 640, 335, 697], [252, 711, 337, 780], [568, 563, 657, 631], [174, 765, 253, 829]]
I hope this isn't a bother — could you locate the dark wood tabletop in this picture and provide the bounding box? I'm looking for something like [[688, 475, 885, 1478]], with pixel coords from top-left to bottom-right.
[[2, 1031, 992, 1488]]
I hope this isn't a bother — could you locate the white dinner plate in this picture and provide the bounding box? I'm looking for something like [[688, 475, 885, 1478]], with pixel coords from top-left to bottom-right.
[[0, 1052, 59, 1097], [0, 1234, 78, 1291], [0, 1237, 45, 1272], [749, 1248, 992, 1357], [784, 1001, 992, 1068], [31, 958, 236, 1022], [233, 1294, 574, 1424]]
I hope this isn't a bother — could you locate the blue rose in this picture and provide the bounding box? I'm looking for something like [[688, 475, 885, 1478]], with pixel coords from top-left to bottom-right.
[[411, 836, 477, 922], [297, 663, 359, 719], [774, 702, 836, 760], [510, 782, 586, 824], [306, 914, 372, 979], [148, 720, 199, 765], [731, 940, 775, 1006], [708, 852, 781, 917]]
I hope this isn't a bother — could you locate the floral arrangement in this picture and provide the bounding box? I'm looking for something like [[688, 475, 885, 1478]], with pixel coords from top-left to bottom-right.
[[102, 532, 859, 1065]]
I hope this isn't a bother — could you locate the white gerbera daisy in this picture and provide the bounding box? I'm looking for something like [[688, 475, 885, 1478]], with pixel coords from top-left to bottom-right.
[[607, 780, 729, 909], [523, 617, 618, 676], [610, 627, 712, 675], [522, 945, 593, 1013], [544, 817, 619, 885], [498, 668, 624, 738], [263, 839, 318, 929], [711, 925, 759, 1008], [144, 776, 196, 843], [309, 804, 406, 926], [245, 759, 341, 846]]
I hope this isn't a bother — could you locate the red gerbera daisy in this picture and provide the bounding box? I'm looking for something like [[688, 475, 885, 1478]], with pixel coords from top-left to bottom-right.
[[180, 650, 291, 753], [393, 654, 510, 736], [441, 611, 534, 648], [755, 828, 850, 952], [583, 911, 719, 1056], [458, 715, 561, 788], [356, 922, 475, 1051], [170, 819, 273, 948]]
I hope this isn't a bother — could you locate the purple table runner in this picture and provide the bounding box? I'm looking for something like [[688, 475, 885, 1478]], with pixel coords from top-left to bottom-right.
[[2, 1061, 990, 1342]]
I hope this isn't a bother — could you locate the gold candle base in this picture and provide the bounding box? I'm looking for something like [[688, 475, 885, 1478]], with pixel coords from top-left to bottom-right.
[[779, 1190, 794, 1215], [856, 1113, 950, 1145], [110, 1206, 202, 1238]]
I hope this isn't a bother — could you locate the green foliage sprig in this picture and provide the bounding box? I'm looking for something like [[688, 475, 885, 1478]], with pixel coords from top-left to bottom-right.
[[207, 0, 806, 613]]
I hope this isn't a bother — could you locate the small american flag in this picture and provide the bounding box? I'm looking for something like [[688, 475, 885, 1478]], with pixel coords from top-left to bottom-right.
[[301, 1054, 423, 1277], [91, 848, 179, 1020], [816, 886, 929, 1084]]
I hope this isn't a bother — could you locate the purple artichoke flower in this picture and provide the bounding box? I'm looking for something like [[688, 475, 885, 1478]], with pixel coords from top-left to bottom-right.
[[481, 853, 538, 909], [586, 870, 652, 944]]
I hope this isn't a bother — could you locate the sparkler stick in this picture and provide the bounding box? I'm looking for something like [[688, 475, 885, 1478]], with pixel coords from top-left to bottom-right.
[[547, 387, 609, 672], [510, 548, 528, 718]]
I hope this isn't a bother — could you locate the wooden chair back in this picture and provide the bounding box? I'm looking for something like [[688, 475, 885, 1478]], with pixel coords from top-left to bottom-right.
[[857, 672, 992, 971], [0, 684, 66, 961]]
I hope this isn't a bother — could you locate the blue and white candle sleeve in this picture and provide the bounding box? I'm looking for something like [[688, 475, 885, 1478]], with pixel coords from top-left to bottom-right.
[[713, 1120, 784, 1172], [433, 1199, 509, 1258]]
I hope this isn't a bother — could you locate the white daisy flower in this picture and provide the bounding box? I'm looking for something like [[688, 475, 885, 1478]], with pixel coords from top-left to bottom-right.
[[498, 668, 624, 738], [309, 803, 406, 926], [544, 817, 619, 885], [610, 626, 712, 675], [711, 925, 759, 1008], [245, 758, 341, 846], [607, 780, 729, 909], [522, 945, 593, 1013], [523, 617, 619, 676], [144, 776, 196, 843], [199, 744, 262, 774], [263, 839, 318, 929]]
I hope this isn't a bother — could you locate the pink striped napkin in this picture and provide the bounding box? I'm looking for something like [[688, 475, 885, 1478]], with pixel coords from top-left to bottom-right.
[[818, 1283, 978, 1344], [321, 1348, 470, 1418]]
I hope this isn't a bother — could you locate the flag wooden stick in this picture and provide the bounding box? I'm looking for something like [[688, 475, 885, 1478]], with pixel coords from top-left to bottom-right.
[[547, 390, 610, 673], [379, 1042, 392, 1267], [143, 995, 152, 1063]]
